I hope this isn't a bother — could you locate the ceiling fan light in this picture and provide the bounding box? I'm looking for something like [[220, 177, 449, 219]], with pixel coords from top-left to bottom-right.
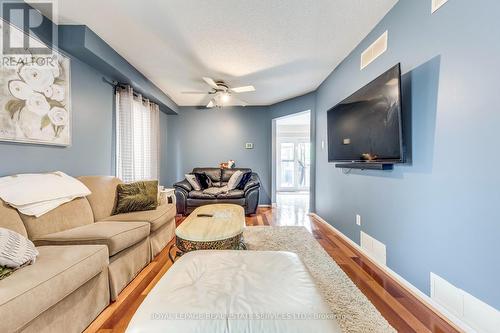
[[221, 92, 230, 103]]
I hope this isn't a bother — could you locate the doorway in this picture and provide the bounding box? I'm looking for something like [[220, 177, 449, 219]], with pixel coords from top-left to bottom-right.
[[272, 111, 311, 213]]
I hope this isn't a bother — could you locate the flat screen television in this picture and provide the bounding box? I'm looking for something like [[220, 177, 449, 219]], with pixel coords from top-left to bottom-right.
[[327, 63, 404, 164]]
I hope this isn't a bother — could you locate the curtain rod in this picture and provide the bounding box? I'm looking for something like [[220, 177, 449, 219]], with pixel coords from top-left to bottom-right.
[[102, 77, 155, 104]]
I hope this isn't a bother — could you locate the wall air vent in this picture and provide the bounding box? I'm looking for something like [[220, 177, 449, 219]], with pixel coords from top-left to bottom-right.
[[360, 231, 387, 265], [360, 31, 388, 70], [431, 272, 500, 333], [432, 0, 449, 13]]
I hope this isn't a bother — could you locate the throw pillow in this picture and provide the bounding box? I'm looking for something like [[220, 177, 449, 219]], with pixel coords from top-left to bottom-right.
[[185, 174, 201, 191], [0, 227, 39, 271], [113, 180, 158, 215], [0, 266, 13, 280], [194, 172, 212, 190], [227, 170, 244, 191], [236, 172, 252, 190]]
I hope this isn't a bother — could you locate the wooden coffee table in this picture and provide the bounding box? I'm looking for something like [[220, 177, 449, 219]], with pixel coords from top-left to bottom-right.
[[171, 204, 245, 259]]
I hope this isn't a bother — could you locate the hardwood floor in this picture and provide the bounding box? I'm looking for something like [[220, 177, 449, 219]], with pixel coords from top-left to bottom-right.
[[85, 198, 462, 333]]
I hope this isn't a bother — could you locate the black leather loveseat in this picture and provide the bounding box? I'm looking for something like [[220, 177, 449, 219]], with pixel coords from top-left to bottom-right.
[[174, 167, 261, 215]]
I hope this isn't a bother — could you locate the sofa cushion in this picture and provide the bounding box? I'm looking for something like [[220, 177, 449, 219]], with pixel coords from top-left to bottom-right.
[[19, 197, 95, 239], [187, 198, 246, 207], [188, 190, 216, 199], [103, 203, 176, 232], [78, 176, 123, 220], [33, 222, 150, 256], [217, 190, 245, 199], [0, 245, 108, 333], [0, 199, 28, 238]]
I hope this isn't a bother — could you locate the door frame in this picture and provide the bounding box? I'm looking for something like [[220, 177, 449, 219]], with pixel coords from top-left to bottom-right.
[[271, 110, 311, 203]]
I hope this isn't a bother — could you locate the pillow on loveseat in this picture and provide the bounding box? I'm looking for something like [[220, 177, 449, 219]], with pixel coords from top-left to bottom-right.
[[0, 266, 13, 280], [227, 170, 244, 191], [185, 174, 201, 191], [236, 172, 252, 190], [0, 227, 39, 280], [113, 180, 159, 215], [194, 172, 212, 190]]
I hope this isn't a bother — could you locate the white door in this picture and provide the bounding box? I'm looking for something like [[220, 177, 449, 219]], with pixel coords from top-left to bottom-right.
[[277, 138, 310, 192]]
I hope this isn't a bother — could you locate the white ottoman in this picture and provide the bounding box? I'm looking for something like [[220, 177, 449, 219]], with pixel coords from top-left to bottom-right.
[[126, 250, 341, 333]]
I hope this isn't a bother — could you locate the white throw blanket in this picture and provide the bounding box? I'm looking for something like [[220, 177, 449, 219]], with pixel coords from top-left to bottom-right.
[[202, 186, 229, 195], [0, 171, 91, 217]]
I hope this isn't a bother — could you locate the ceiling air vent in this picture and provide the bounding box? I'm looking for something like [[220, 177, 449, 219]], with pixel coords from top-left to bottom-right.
[[360, 31, 388, 70], [432, 0, 448, 13]]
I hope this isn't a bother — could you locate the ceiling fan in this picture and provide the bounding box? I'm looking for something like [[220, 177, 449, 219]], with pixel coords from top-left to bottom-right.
[[182, 77, 255, 108]]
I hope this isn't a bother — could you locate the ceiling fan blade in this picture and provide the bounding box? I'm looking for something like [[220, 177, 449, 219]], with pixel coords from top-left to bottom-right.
[[181, 91, 208, 94], [202, 77, 219, 89], [206, 100, 215, 108], [231, 96, 248, 107], [230, 85, 255, 93]]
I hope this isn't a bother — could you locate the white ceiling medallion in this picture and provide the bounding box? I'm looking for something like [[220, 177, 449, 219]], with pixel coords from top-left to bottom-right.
[[360, 31, 388, 70], [432, 0, 449, 13]]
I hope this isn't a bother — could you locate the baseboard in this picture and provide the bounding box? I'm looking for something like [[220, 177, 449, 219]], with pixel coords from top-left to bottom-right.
[[258, 204, 272, 208], [309, 213, 475, 333]]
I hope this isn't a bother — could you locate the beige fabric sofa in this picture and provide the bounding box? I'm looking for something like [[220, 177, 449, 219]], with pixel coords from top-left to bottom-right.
[[0, 201, 110, 333], [0, 176, 176, 333], [79, 176, 176, 258]]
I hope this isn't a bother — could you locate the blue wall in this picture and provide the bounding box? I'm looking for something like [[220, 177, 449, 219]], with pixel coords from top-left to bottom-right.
[[164, 94, 317, 205], [269, 92, 316, 119], [0, 55, 117, 177], [165, 106, 272, 204], [315, 0, 500, 308]]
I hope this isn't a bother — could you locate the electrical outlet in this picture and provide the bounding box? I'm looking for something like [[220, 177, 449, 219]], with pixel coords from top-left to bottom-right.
[[356, 214, 361, 226]]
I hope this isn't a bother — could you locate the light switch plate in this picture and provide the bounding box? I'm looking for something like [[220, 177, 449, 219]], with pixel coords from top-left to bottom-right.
[[245, 143, 254, 149]]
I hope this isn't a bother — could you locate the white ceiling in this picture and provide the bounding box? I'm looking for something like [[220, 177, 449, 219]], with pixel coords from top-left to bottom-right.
[[46, 0, 398, 106]]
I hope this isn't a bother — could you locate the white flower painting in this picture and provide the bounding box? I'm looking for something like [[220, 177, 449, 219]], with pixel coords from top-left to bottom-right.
[[0, 53, 71, 146]]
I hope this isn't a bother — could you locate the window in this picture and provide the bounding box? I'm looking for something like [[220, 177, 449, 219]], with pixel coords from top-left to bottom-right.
[[115, 86, 160, 183]]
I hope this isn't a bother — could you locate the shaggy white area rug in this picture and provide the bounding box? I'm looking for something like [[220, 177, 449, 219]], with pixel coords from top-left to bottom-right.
[[243, 226, 396, 333]]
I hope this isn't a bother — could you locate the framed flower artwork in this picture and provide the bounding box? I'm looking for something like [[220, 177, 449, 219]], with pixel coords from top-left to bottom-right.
[[0, 23, 71, 146]]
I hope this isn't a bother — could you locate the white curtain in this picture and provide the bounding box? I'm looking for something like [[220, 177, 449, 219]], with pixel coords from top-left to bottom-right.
[[115, 86, 160, 183]]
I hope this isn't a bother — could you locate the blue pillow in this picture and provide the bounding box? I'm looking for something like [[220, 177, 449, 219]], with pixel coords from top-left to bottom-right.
[[236, 172, 252, 190]]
